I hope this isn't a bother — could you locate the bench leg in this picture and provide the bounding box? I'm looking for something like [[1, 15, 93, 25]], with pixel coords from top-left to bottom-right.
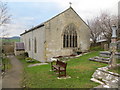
[[58, 71, 60, 77], [58, 71, 67, 77], [64, 71, 66, 77]]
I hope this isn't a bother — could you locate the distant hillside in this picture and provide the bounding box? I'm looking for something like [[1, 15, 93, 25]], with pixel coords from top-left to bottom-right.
[[2, 36, 20, 39], [2, 36, 20, 43], [11, 36, 20, 39]]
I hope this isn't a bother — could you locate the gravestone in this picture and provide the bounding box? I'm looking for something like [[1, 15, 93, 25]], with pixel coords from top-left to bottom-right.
[[104, 44, 109, 51]]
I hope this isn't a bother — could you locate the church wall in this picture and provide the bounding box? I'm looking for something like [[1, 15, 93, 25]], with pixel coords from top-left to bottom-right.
[[32, 27, 45, 62], [21, 7, 90, 62], [44, 8, 90, 61], [21, 26, 45, 62]]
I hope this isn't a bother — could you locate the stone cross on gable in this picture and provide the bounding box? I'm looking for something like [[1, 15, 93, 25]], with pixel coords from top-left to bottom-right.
[[69, 2, 72, 7]]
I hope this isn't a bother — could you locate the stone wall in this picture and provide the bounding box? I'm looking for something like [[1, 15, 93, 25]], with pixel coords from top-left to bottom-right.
[[14, 50, 25, 56], [2, 44, 14, 54], [21, 26, 46, 62], [44, 7, 90, 60]]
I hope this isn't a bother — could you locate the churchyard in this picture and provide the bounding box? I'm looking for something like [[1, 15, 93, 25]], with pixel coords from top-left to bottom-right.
[[17, 51, 108, 88], [1, 1, 120, 89]]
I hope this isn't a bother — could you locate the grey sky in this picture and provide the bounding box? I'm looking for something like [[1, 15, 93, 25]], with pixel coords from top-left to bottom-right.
[[2, 0, 119, 37]]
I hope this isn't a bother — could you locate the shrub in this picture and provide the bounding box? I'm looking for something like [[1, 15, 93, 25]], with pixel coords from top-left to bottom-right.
[[24, 52, 29, 57], [25, 57, 35, 63], [26, 57, 32, 60]]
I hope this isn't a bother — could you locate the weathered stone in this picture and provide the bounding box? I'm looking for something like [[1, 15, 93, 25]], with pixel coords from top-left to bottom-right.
[[89, 57, 110, 64], [100, 51, 111, 57], [103, 85, 110, 88], [91, 66, 120, 88], [91, 78, 105, 85], [57, 76, 71, 79], [106, 74, 112, 81], [28, 63, 48, 67]]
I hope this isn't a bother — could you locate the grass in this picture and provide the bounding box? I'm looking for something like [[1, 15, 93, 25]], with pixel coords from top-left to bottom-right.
[[109, 66, 120, 74], [109, 59, 120, 74], [17, 51, 107, 88], [2, 56, 11, 71], [117, 49, 120, 52], [117, 59, 120, 64], [2, 38, 20, 43], [16, 55, 41, 66], [90, 46, 104, 51]]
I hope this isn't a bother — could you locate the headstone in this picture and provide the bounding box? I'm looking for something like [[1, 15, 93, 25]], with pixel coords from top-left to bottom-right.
[[104, 44, 109, 51]]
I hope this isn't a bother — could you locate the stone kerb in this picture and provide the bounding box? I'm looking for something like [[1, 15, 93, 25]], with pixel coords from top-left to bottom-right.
[[91, 66, 120, 88], [100, 51, 111, 57], [100, 51, 120, 59]]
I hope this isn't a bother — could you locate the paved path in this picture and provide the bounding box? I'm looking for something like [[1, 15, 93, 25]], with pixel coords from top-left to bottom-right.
[[2, 55, 23, 88]]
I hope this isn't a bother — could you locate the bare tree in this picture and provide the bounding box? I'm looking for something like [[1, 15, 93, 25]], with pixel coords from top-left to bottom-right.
[[88, 12, 118, 45], [0, 1, 11, 27], [0, 1, 11, 38], [97, 13, 118, 44], [87, 17, 102, 45], [0, 1, 11, 56]]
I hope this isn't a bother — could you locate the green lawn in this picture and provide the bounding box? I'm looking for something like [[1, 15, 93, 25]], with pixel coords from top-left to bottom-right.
[[18, 51, 107, 88]]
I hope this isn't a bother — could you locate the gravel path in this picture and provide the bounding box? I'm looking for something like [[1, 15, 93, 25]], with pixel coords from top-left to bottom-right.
[[2, 55, 23, 88]]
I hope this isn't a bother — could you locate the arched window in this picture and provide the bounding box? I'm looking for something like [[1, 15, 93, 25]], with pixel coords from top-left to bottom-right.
[[34, 37, 37, 53], [63, 24, 77, 48], [29, 38, 31, 51]]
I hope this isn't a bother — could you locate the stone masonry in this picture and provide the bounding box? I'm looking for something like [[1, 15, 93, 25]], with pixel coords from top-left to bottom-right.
[[20, 7, 90, 62]]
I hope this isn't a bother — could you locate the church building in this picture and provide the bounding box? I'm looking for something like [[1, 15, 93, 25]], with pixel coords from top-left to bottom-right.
[[20, 7, 90, 62]]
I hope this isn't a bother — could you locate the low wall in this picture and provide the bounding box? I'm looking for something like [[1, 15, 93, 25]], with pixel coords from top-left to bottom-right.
[[14, 50, 25, 56], [3, 45, 14, 54]]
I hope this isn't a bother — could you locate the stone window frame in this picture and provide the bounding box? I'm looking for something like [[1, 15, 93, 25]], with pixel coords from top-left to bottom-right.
[[29, 38, 31, 51], [63, 23, 77, 48], [34, 37, 37, 53]]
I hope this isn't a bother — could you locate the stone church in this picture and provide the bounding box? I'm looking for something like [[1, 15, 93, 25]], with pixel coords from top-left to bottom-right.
[[20, 7, 90, 62]]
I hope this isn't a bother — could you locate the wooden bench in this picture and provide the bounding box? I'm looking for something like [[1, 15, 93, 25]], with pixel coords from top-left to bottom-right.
[[51, 60, 67, 77]]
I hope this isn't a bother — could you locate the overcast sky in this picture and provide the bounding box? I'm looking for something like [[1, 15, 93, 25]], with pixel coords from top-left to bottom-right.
[[2, 0, 119, 37]]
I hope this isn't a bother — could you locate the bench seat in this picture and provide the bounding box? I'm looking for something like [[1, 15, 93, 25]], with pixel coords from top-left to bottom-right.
[[51, 60, 67, 77]]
